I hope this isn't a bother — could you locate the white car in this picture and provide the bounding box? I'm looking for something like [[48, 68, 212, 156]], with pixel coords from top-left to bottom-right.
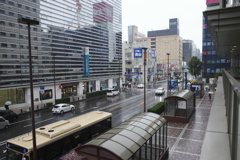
[[52, 103, 75, 114], [107, 88, 119, 96], [0, 116, 10, 130], [137, 84, 144, 88], [155, 87, 165, 95]]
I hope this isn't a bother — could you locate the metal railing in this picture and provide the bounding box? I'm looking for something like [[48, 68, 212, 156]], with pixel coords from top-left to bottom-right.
[[223, 70, 240, 160]]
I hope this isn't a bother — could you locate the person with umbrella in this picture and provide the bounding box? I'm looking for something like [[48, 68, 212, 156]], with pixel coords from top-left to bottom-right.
[[5, 101, 11, 110]]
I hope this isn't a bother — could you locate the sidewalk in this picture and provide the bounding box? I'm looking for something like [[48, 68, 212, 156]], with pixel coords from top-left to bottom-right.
[[167, 77, 230, 160]]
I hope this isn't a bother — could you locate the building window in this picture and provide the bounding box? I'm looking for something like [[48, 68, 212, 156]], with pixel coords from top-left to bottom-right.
[[1, 43, 7, 47], [19, 35, 24, 39], [10, 33, 16, 37], [18, 4, 22, 8], [33, 8, 37, 12], [40, 89, 52, 100], [11, 55, 17, 58], [2, 54, 7, 58], [0, 21, 5, 25], [0, 10, 5, 14], [11, 44, 17, 48], [9, 12, 14, 16], [0, 0, 6, 3], [151, 42, 156, 45], [8, 1, 14, 5], [0, 32, 6, 36], [151, 38, 156, 41], [9, 22, 15, 27]]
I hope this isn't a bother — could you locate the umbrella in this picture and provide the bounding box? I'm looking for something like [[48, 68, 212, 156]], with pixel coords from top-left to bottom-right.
[[208, 92, 213, 94], [5, 101, 11, 105]]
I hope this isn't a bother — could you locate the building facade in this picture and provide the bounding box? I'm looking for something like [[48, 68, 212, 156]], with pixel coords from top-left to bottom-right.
[[122, 41, 157, 84], [202, 0, 231, 84], [134, 18, 183, 70], [0, 0, 122, 107]]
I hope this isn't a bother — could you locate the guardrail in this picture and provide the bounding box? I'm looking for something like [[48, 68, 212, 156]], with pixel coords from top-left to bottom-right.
[[223, 70, 240, 160]]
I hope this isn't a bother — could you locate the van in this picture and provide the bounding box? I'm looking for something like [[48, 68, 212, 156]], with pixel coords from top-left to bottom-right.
[[107, 88, 119, 96], [0, 116, 10, 130]]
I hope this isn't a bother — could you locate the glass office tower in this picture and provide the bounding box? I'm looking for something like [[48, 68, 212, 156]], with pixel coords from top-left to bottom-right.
[[0, 0, 122, 106], [202, 17, 230, 84]]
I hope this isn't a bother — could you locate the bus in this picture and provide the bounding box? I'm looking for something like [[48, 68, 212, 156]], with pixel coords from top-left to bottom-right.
[[6, 111, 112, 160]]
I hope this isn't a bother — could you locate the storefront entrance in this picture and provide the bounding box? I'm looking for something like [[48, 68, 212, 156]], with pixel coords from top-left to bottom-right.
[[60, 83, 78, 98]]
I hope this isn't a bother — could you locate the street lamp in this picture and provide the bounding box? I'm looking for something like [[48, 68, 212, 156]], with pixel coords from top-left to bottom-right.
[[118, 57, 121, 92], [166, 53, 170, 96], [51, 54, 56, 104], [18, 18, 39, 160], [142, 47, 147, 112], [182, 57, 184, 90]]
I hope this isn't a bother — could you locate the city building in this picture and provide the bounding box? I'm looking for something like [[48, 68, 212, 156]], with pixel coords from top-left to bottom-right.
[[122, 41, 157, 84], [135, 18, 183, 71], [202, 0, 231, 84], [182, 39, 198, 63], [128, 25, 146, 43], [0, 0, 122, 108], [203, 0, 240, 159]]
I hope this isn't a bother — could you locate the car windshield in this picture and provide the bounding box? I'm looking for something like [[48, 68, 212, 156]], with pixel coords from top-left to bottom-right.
[[107, 90, 113, 93]]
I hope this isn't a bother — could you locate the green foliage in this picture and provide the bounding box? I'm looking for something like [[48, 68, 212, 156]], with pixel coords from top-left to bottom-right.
[[173, 72, 181, 80], [86, 90, 107, 98], [215, 70, 222, 79], [56, 97, 70, 104], [148, 102, 165, 114], [47, 102, 53, 107], [187, 56, 202, 79]]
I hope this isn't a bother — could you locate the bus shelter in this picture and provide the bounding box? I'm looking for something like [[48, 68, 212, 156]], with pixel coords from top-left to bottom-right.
[[164, 90, 195, 123], [75, 112, 169, 160], [190, 81, 205, 98]]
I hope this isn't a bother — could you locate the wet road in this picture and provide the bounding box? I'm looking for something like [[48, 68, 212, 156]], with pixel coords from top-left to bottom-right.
[[0, 81, 179, 159]]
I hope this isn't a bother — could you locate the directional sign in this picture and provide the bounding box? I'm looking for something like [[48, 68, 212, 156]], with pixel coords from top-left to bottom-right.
[[134, 48, 142, 58]]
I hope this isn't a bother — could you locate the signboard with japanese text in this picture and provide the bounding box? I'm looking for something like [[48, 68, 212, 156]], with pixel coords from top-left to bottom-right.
[[134, 48, 142, 58], [151, 49, 156, 59]]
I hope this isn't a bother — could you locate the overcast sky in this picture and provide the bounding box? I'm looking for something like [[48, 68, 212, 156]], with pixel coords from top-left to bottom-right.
[[122, 0, 206, 52]]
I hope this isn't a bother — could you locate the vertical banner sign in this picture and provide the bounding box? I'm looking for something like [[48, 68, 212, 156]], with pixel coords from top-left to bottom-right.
[[151, 49, 156, 59], [83, 47, 90, 75], [134, 48, 142, 58]]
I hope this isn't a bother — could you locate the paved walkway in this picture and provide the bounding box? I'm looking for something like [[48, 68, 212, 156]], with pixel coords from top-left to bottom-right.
[[167, 90, 214, 160]]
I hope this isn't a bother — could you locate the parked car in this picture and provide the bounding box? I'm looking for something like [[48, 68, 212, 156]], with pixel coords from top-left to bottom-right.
[[52, 103, 75, 114], [0, 110, 18, 122], [107, 88, 119, 96], [137, 84, 144, 88], [155, 87, 165, 95], [0, 116, 10, 130]]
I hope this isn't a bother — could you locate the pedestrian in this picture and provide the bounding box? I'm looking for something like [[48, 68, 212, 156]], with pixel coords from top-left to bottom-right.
[[5, 105, 9, 110], [209, 92, 211, 100]]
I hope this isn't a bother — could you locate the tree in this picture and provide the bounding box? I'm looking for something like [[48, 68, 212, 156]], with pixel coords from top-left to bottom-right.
[[187, 56, 202, 79]]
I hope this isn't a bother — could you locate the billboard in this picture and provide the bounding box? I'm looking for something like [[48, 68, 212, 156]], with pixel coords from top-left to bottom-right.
[[93, 2, 113, 22], [134, 48, 142, 58], [206, 0, 228, 4]]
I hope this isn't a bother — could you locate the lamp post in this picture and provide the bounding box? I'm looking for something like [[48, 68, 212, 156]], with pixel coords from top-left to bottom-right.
[[166, 53, 170, 96], [182, 57, 184, 90], [51, 54, 56, 104], [118, 57, 121, 92], [18, 18, 39, 160], [142, 47, 147, 112]]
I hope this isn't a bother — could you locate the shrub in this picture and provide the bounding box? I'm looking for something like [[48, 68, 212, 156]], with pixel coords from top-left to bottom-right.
[[86, 90, 107, 99], [148, 102, 165, 115], [46, 102, 53, 108], [56, 97, 70, 104]]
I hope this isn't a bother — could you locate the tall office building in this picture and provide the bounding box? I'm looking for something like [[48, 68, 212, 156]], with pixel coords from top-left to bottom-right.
[[0, 0, 122, 107], [146, 18, 182, 69], [182, 39, 198, 63], [128, 25, 146, 43], [202, 0, 230, 84]]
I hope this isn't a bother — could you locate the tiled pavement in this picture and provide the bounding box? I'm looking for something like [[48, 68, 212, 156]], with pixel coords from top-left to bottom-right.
[[167, 92, 214, 160]]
